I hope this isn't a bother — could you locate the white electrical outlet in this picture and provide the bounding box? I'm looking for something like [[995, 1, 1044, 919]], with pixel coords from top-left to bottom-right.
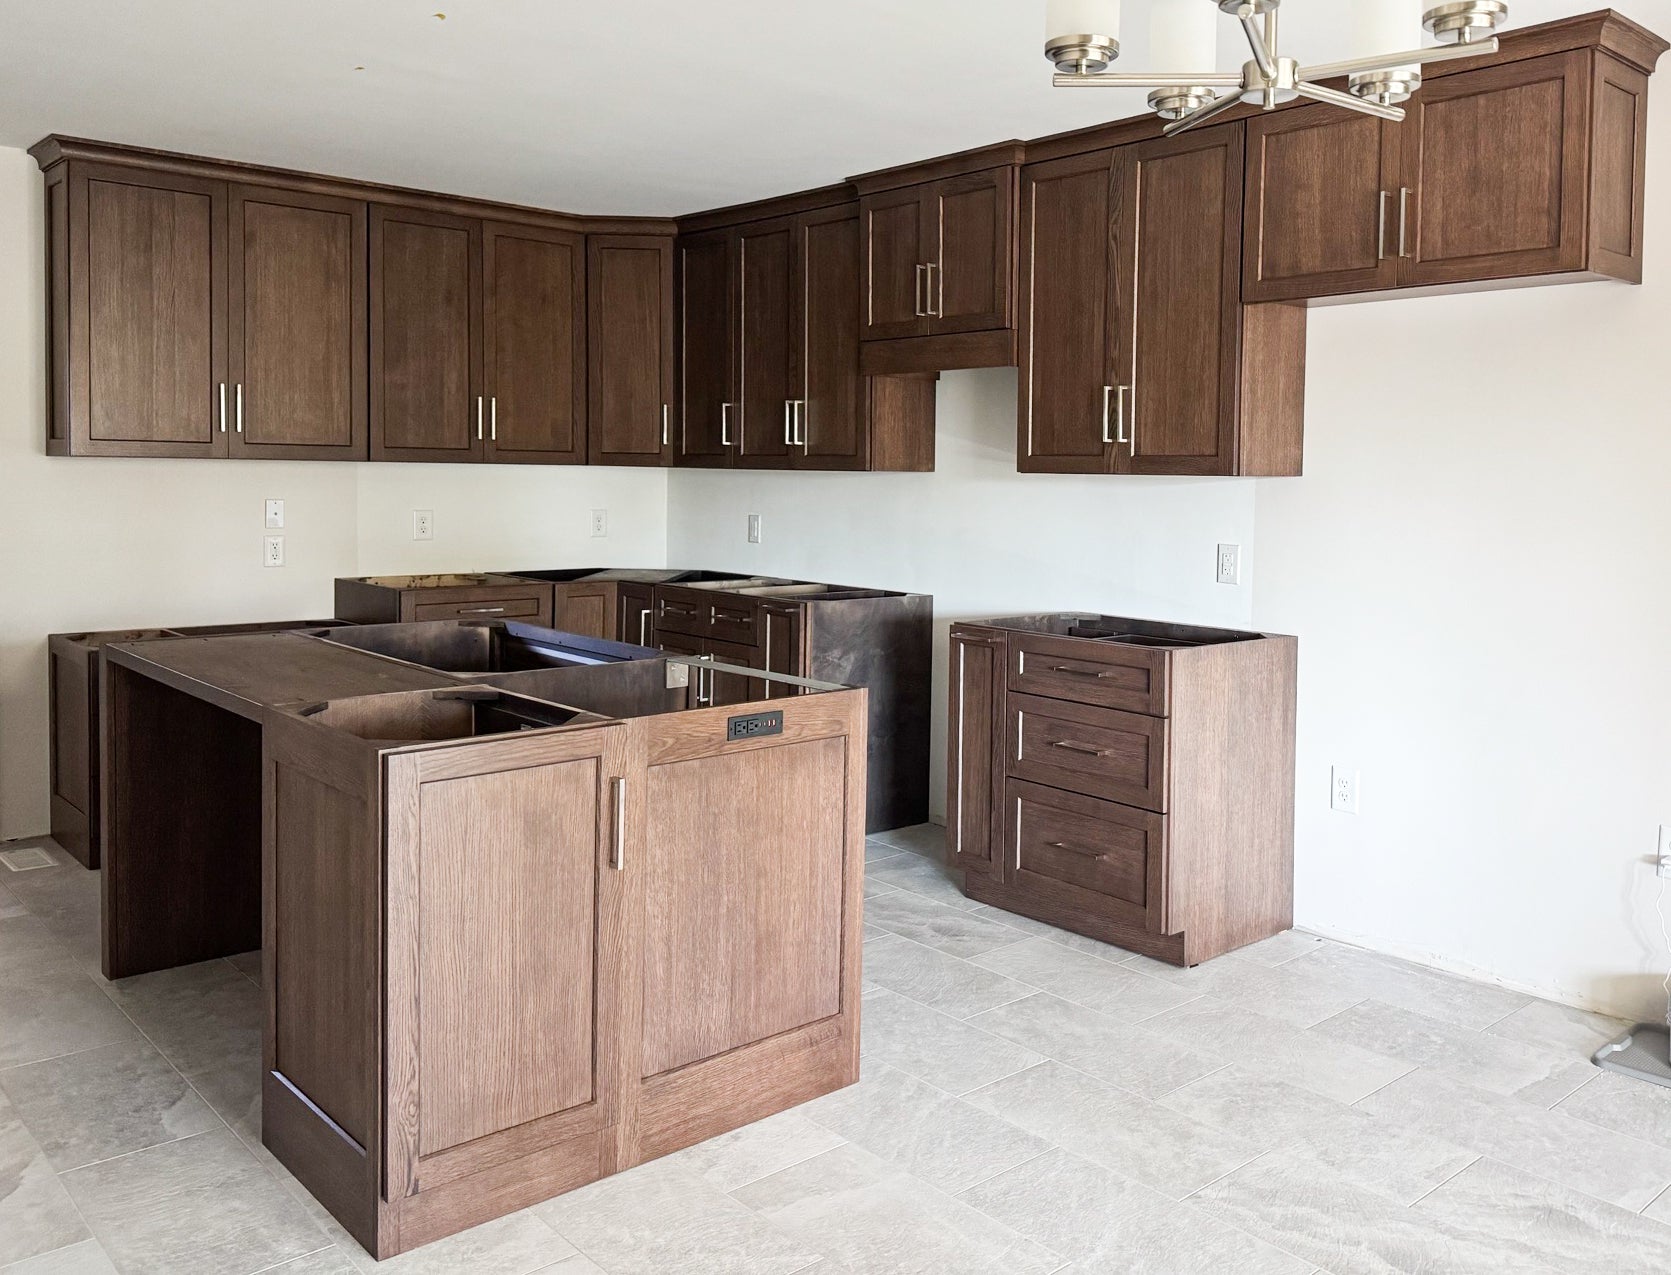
[[413, 510, 434, 541], [591, 509, 608, 538], [264, 498, 285, 529], [1216, 543, 1241, 586], [747, 513, 762, 544], [1659, 825, 1671, 878], [1331, 766, 1360, 814], [263, 535, 285, 568]]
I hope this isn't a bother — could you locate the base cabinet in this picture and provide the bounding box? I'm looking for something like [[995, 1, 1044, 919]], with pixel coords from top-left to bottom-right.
[[948, 617, 1297, 966]]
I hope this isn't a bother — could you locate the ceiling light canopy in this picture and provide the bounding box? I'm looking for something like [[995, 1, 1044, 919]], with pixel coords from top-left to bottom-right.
[[1046, 0, 1511, 136]]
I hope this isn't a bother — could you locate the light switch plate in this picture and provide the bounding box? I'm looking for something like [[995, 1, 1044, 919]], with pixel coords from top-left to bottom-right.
[[747, 513, 762, 544], [264, 498, 284, 529], [263, 535, 285, 568]]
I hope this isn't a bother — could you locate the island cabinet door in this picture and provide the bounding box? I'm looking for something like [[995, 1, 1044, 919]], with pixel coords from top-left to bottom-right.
[[382, 724, 633, 1205], [947, 626, 1004, 878]]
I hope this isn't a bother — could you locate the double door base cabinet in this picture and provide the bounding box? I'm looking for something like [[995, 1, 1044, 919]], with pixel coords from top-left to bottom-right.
[[948, 615, 1297, 966]]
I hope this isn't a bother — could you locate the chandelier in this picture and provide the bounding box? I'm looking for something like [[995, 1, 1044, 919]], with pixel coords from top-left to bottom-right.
[[1046, 0, 1510, 135]]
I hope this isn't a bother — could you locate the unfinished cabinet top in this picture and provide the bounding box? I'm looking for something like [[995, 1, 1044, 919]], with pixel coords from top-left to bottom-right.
[[969, 613, 1275, 649]]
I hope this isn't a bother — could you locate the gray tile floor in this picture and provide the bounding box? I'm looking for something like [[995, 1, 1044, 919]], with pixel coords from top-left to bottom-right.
[[4, 824, 1671, 1272]]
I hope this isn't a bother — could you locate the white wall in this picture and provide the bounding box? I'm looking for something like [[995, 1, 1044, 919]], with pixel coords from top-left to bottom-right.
[[669, 62, 1671, 1023], [0, 146, 668, 840]]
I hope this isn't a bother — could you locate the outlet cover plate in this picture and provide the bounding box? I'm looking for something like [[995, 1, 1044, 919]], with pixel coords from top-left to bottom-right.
[[747, 513, 762, 544], [264, 498, 285, 529], [1216, 543, 1241, 586], [1331, 766, 1359, 814], [263, 535, 285, 568], [590, 509, 608, 538]]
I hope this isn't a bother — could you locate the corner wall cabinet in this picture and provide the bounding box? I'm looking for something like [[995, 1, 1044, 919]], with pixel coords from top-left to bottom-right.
[[30, 13, 1666, 473]]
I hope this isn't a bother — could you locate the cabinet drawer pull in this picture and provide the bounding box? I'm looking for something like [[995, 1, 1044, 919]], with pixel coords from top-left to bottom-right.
[[1046, 840, 1109, 860], [458, 606, 507, 615], [610, 777, 626, 871], [1050, 739, 1112, 757], [1050, 665, 1121, 679], [713, 612, 750, 626], [662, 603, 699, 617]]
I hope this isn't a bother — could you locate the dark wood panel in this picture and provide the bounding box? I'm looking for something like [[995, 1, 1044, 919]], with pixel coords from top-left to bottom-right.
[[947, 628, 1002, 878], [929, 168, 1014, 335], [483, 222, 586, 465], [587, 235, 673, 466], [228, 185, 367, 460], [370, 204, 481, 462], [552, 582, 615, 640], [675, 230, 735, 465], [796, 206, 866, 470], [1007, 777, 1161, 932], [736, 220, 794, 465], [860, 189, 928, 341], [1589, 53, 1651, 281], [1007, 692, 1169, 813]]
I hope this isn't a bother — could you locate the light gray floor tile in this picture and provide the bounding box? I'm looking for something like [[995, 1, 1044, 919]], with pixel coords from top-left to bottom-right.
[[341, 1210, 576, 1274], [971, 938, 1198, 1023], [0, 965, 140, 1069], [959, 1147, 1308, 1275], [0, 1239, 118, 1274], [530, 1257, 607, 1275], [0, 917, 78, 974], [963, 903, 1062, 939], [535, 1156, 817, 1275], [227, 951, 263, 987], [185, 1052, 263, 1133], [1311, 999, 1595, 1104], [864, 838, 906, 865], [1194, 1151, 1560, 1275], [866, 824, 944, 860], [259, 1248, 359, 1274], [734, 1142, 1060, 1275], [863, 932, 1034, 1018], [862, 876, 898, 899], [1298, 944, 1531, 1029], [800, 1062, 1050, 1192], [62, 1127, 326, 1275], [0, 1092, 90, 1267], [1487, 998, 1632, 1056], [0, 882, 29, 920], [1157, 1066, 1477, 1205], [1139, 997, 1413, 1105], [1357, 1067, 1671, 1211], [1122, 952, 1368, 1028], [664, 1109, 846, 1192], [1234, 930, 1330, 967], [1647, 1183, 1671, 1226], [0, 1038, 219, 1172], [859, 988, 1043, 1096], [965, 1061, 1262, 1200], [1041, 930, 1146, 963], [864, 852, 979, 911], [862, 890, 1032, 959], [1555, 1067, 1671, 1150], [968, 992, 1223, 1099], [103, 958, 263, 1077], [1414, 1156, 1671, 1271]]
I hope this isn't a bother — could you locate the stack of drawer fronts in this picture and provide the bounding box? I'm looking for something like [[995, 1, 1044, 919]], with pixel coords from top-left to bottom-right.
[[948, 614, 1297, 966]]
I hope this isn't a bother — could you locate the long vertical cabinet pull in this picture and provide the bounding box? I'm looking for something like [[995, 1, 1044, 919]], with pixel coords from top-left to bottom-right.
[[720, 403, 733, 447], [1100, 386, 1114, 445], [490, 397, 497, 442], [235, 384, 244, 434], [610, 777, 626, 871], [1398, 187, 1412, 259], [795, 401, 806, 449], [925, 261, 941, 317], [218, 384, 227, 434], [1117, 386, 1130, 451], [1378, 191, 1392, 261], [661, 404, 670, 447], [476, 396, 484, 441], [914, 264, 927, 317], [784, 400, 794, 446]]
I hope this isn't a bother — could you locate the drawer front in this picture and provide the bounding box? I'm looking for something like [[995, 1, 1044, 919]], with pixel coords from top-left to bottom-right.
[[653, 586, 714, 640], [1008, 693, 1168, 811], [707, 596, 761, 648], [1007, 779, 1164, 933], [409, 593, 549, 623], [1009, 633, 1167, 716]]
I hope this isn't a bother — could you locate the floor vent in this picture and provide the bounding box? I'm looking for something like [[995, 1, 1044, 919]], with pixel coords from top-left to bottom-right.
[[0, 844, 57, 872], [1595, 1024, 1671, 1088]]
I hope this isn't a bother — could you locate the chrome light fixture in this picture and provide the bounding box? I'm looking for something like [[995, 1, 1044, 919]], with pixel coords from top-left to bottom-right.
[[1046, 0, 1510, 136]]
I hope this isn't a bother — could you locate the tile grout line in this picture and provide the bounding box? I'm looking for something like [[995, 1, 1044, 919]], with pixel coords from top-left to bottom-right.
[[1402, 1153, 1484, 1209]]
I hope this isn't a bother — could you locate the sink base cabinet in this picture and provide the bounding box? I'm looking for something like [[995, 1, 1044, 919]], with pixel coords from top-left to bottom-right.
[[948, 621, 1297, 966], [260, 689, 865, 1259]]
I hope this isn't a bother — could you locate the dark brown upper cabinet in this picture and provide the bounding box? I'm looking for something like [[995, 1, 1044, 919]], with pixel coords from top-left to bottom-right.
[[587, 235, 674, 466], [736, 219, 796, 466], [229, 186, 367, 460], [855, 146, 1020, 374], [1019, 124, 1307, 477], [674, 229, 737, 467], [484, 223, 587, 465], [370, 205, 483, 463], [1246, 46, 1654, 302]]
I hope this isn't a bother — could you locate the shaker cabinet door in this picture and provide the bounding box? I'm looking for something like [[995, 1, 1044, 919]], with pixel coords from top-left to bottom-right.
[[588, 235, 675, 466], [483, 222, 586, 465]]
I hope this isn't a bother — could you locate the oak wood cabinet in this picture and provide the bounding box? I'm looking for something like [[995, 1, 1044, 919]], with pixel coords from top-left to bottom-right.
[[587, 235, 674, 466], [1019, 124, 1307, 477], [948, 615, 1297, 966], [1245, 48, 1654, 300]]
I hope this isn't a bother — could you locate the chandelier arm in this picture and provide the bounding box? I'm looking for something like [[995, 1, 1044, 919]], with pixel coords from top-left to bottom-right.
[[1052, 71, 1245, 89], [1293, 80, 1407, 122], [1161, 88, 1248, 138], [1300, 36, 1500, 83], [1238, 15, 1279, 79]]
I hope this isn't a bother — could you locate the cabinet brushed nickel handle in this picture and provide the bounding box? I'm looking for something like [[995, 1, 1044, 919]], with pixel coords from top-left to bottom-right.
[[1116, 386, 1129, 448], [914, 264, 927, 317], [694, 664, 712, 707], [1100, 386, 1114, 445], [1378, 190, 1391, 261], [1050, 739, 1112, 757], [476, 396, 484, 441], [926, 261, 942, 317], [784, 400, 794, 446], [662, 602, 698, 617], [1047, 840, 1109, 861], [611, 777, 626, 871], [639, 609, 651, 645], [721, 402, 733, 447], [458, 606, 507, 615], [1050, 664, 1121, 679], [218, 383, 227, 433], [795, 400, 807, 448], [714, 612, 750, 626], [1398, 187, 1412, 259], [235, 384, 243, 434], [490, 396, 497, 442], [661, 403, 669, 447]]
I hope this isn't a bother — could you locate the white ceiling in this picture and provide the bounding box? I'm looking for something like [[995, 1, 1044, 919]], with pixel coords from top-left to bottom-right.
[[0, 0, 1588, 217]]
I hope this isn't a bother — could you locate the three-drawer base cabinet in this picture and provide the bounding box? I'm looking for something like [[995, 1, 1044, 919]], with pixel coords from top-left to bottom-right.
[[948, 615, 1297, 966]]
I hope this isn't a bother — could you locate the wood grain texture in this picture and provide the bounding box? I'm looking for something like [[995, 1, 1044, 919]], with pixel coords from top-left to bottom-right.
[[1590, 52, 1650, 278], [947, 627, 1003, 879], [929, 167, 1015, 337], [587, 235, 674, 465], [1006, 777, 1162, 932], [550, 582, 616, 639], [736, 218, 795, 466], [860, 188, 928, 342], [674, 229, 735, 467], [483, 222, 586, 464], [1008, 692, 1169, 813], [796, 205, 866, 470], [865, 373, 937, 472], [228, 184, 367, 459]]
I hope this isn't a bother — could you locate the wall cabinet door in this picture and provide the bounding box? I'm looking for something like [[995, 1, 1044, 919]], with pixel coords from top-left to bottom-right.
[[1017, 148, 1119, 474], [1400, 51, 1591, 287], [382, 726, 630, 1197], [926, 168, 1014, 336], [1243, 107, 1402, 302], [793, 207, 867, 471], [73, 165, 228, 457], [588, 235, 674, 466], [227, 185, 367, 460], [370, 205, 482, 462], [736, 221, 795, 466], [947, 628, 1003, 878], [860, 187, 931, 341], [483, 223, 586, 465], [1116, 127, 1244, 476], [675, 231, 736, 466]]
